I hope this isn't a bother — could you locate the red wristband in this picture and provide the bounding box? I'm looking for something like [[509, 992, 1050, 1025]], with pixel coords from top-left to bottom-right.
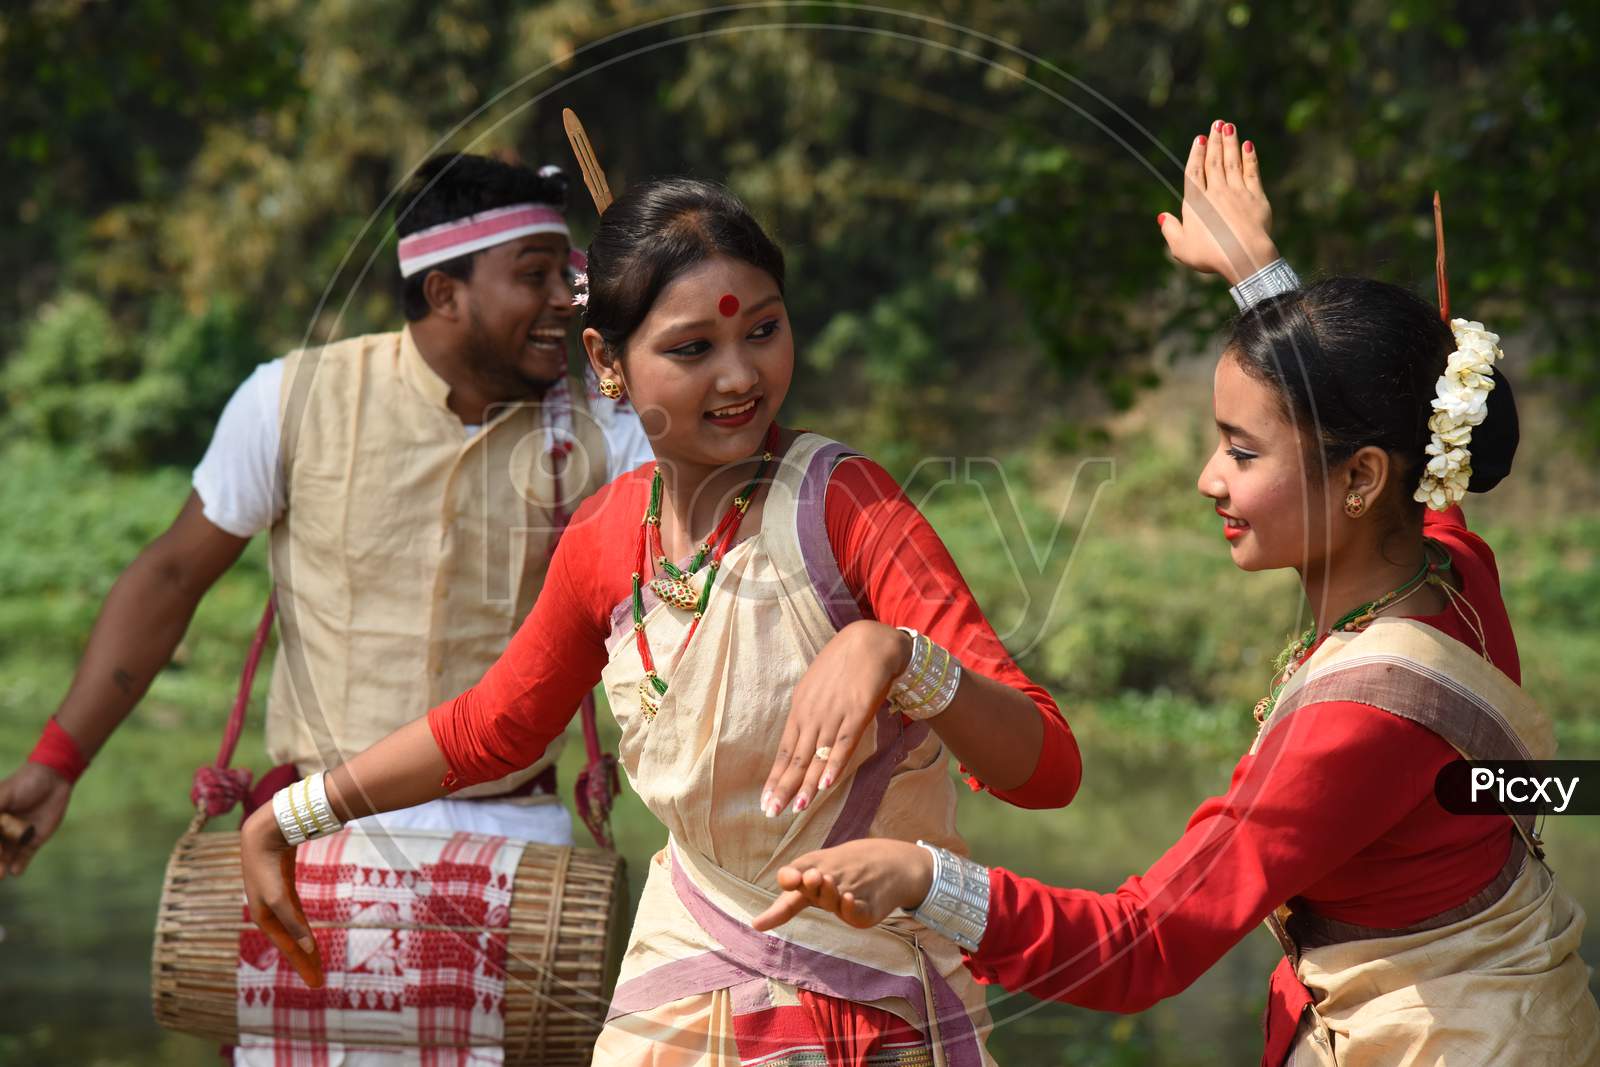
[[28, 718, 90, 784]]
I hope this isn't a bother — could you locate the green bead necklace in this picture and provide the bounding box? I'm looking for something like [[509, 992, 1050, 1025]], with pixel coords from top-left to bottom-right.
[[1253, 546, 1450, 724], [631, 425, 779, 722]]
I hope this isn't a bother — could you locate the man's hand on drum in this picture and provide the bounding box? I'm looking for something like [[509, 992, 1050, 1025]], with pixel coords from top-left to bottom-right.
[[751, 839, 935, 933], [1158, 119, 1278, 285], [761, 620, 911, 819], [241, 804, 325, 988]]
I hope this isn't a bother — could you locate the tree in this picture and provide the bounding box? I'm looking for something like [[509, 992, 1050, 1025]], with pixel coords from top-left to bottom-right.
[[5, 0, 1597, 464]]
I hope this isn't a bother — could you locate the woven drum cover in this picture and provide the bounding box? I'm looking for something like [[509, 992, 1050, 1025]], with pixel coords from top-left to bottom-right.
[[152, 827, 627, 1065]]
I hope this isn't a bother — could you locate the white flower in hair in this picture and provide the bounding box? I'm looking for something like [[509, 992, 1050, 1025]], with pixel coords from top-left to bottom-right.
[[1432, 377, 1490, 425], [1425, 443, 1470, 477], [1444, 350, 1493, 387], [1414, 318, 1503, 510]]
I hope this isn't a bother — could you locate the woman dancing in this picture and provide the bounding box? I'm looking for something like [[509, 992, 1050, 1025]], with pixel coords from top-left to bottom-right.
[[240, 177, 1082, 1065], [752, 123, 1600, 1066]]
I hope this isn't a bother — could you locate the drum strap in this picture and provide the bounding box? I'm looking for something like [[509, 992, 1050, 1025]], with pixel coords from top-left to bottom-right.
[[187, 595, 619, 848], [187, 597, 277, 823]]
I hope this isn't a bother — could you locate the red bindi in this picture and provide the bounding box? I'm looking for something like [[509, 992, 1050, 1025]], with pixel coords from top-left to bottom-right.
[[718, 293, 740, 317]]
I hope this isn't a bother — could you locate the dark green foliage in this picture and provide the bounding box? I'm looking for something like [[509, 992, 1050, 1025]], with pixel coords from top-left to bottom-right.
[[2, 294, 268, 466], [3, 2, 1598, 456]]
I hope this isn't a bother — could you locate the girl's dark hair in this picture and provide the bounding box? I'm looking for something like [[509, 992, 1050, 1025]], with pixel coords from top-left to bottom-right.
[[1228, 276, 1518, 504], [395, 153, 569, 321], [584, 177, 785, 353]]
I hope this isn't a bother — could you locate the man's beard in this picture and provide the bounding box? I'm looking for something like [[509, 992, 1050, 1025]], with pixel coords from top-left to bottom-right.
[[465, 310, 562, 401]]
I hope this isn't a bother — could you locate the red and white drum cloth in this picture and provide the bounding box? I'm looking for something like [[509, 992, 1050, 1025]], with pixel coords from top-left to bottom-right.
[[236, 829, 526, 1066]]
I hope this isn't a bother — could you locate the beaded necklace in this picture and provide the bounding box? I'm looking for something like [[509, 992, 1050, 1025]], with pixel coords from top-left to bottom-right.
[[631, 425, 779, 721], [1253, 545, 1451, 724]]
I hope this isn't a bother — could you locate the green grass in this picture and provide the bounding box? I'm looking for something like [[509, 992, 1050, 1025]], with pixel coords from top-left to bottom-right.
[[2, 389, 1597, 1064]]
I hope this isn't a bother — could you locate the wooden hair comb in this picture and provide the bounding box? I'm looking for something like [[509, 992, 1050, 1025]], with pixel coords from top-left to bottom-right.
[[563, 108, 614, 215], [1433, 190, 1450, 322]]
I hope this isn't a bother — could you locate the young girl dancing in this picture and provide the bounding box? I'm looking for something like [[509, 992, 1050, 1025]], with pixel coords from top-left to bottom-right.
[[753, 122, 1600, 1067], [240, 177, 1083, 1065]]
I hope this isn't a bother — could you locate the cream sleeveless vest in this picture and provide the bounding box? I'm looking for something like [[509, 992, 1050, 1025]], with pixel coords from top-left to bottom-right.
[[266, 329, 609, 796]]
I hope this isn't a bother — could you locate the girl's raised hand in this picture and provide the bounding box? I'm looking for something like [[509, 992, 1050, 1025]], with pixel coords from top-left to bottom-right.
[[751, 838, 934, 933], [761, 621, 910, 819], [1158, 119, 1278, 285], [241, 804, 324, 988]]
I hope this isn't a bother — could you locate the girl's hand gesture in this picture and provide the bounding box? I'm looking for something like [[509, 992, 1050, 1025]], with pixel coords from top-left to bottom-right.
[[241, 804, 324, 988], [751, 838, 934, 933], [761, 621, 910, 819], [1158, 120, 1279, 285]]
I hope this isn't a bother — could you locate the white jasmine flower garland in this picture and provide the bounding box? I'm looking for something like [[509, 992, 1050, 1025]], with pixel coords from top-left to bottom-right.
[[1415, 318, 1503, 510]]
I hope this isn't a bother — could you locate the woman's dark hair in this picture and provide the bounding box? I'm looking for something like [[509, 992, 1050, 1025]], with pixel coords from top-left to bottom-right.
[[584, 177, 785, 354], [395, 153, 569, 321], [1228, 276, 1518, 505]]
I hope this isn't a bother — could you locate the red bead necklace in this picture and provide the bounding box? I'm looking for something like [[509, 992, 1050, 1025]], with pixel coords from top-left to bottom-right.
[[630, 425, 778, 721]]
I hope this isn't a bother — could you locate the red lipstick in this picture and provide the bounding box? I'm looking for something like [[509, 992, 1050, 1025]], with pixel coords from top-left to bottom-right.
[[705, 396, 760, 428], [1216, 505, 1249, 543]]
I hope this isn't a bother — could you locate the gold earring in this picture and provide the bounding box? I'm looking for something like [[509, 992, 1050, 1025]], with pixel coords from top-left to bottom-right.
[[598, 377, 623, 400], [1343, 491, 1367, 517]]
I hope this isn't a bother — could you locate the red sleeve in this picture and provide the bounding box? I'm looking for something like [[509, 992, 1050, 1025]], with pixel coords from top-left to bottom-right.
[[824, 456, 1080, 810], [964, 701, 1452, 1011], [426, 480, 636, 789]]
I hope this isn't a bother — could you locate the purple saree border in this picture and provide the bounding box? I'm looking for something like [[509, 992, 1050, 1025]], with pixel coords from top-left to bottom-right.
[[823, 714, 931, 848], [792, 439, 865, 633], [606, 950, 763, 1018], [796, 441, 937, 848]]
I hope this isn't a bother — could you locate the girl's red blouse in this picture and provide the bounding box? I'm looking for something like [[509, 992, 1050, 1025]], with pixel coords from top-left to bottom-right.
[[427, 448, 1081, 809], [967, 506, 1519, 1064]]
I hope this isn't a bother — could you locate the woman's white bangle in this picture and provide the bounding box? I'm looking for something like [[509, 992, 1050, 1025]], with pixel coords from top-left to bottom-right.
[[911, 840, 990, 952], [890, 627, 962, 721], [270, 771, 343, 846]]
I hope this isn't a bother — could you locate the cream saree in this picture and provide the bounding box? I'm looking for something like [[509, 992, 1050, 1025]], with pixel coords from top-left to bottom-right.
[[1251, 618, 1599, 1066], [590, 434, 994, 1066]]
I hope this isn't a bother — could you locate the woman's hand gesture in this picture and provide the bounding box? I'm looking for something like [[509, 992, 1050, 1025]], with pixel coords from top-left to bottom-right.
[[751, 838, 934, 932], [760, 621, 910, 819], [241, 804, 324, 988], [1158, 120, 1278, 285]]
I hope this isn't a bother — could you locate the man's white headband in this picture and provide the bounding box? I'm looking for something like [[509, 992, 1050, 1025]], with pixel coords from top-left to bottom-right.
[[397, 202, 569, 278]]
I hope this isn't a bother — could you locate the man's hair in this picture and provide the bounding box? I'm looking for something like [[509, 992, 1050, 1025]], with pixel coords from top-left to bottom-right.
[[395, 154, 568, 322]]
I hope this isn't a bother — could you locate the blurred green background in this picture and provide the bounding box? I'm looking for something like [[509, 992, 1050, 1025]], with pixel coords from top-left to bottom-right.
[[2, 2, 1598, 1064]]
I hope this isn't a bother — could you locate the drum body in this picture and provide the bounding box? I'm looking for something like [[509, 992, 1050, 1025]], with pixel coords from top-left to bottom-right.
[[152, 825, 627, 1065]]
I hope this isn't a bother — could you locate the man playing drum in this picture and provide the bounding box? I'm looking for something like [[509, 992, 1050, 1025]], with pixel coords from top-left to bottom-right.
[[0, 152, 653, 1061]]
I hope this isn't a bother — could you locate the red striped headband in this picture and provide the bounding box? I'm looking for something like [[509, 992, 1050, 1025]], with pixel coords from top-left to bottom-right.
[[397, 202, 570, 277]]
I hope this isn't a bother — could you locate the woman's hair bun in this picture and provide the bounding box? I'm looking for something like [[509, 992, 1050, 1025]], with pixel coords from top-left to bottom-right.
[[1466, 367, 1518, 493], [1227, 278, 1521, 505]]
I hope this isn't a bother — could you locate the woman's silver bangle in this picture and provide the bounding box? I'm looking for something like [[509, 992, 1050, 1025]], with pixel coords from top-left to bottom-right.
[[1229, 258, 1301, 311], [890, 627, 962, 721], [910, 840, 991, 952], [270, 771, 343, 847]]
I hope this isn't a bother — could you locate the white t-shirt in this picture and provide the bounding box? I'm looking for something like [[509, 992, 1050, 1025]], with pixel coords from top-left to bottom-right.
[[192, 357, 654, 538]]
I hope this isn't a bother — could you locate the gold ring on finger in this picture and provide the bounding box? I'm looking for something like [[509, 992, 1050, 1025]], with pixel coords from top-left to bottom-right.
[[813, 746, 831, 762]]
